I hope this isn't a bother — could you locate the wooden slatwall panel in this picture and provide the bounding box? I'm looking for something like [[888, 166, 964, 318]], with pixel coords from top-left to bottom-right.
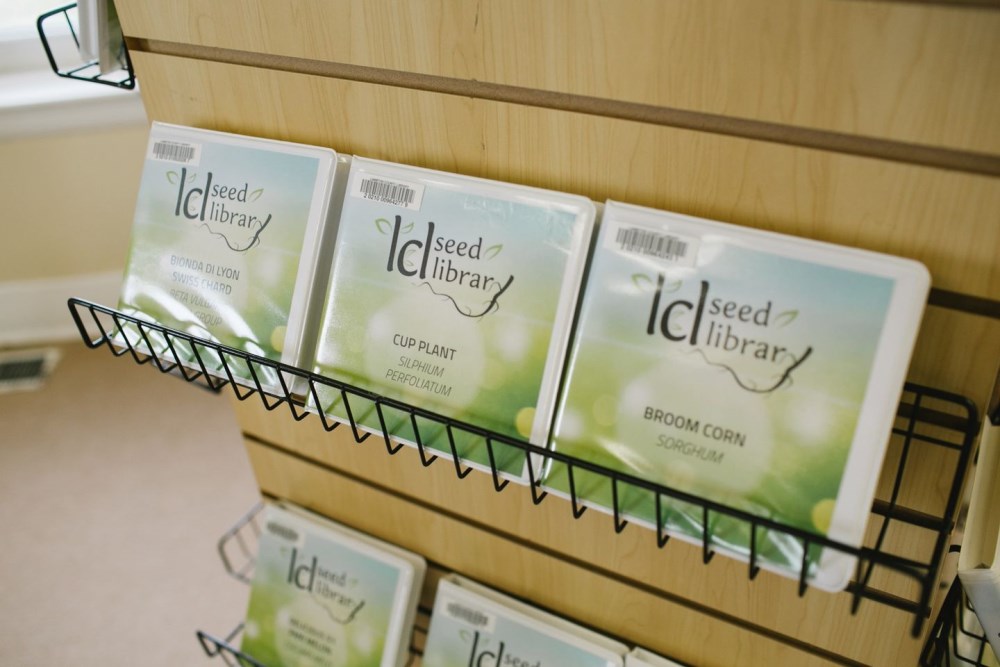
[[117, 0, 1000, 155], [233, 398, 967, 665], [113, 1, 1000, 665], [244, 437, 846, 667], [127, 52, 1000, 405]]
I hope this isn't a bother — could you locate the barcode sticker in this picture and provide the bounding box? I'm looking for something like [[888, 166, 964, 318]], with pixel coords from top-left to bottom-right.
[[438, 595, 497, 633], [607, 221, 698, 267], [264, 518, 305, 549], [149, 140, 201, 166], [351, 173, 425, 211]]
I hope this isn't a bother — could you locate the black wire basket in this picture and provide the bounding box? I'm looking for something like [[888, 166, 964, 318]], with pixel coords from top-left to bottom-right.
[[37, 3, 136, 89], [69, 297, 981, 639], [200, 503, 426, 666], [921, 574, 999, 666]]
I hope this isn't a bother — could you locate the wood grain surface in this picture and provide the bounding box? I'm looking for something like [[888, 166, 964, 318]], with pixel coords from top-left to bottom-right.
[[116, 0, 1000, 156], [113, 2, 999, 663]]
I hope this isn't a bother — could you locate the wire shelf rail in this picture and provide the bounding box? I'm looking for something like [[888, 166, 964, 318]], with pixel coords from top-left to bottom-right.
[[37, 3, 136, 90], [921, 574, 998, 666], [68, 297, 981, 639]]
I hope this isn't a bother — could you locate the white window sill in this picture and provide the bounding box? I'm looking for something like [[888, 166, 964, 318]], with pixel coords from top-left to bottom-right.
[[0, 27, 146, 141]]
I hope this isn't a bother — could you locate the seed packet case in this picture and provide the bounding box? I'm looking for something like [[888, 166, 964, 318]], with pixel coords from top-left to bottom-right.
[[118, 123, 339, 392], [310, 156, 595, 481], [547, 200, 930, 590], [241, 501, 425, 667], [423, 574, 627, 667]]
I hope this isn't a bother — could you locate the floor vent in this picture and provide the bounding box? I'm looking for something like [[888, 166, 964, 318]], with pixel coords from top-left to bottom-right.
[[0, 348, 60, 394]]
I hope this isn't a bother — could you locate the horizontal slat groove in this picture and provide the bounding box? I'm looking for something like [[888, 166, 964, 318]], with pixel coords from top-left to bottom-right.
[[129, 38, 1000, 179], [928, 289, 1000, 319], [843, 0, 1000, 8]]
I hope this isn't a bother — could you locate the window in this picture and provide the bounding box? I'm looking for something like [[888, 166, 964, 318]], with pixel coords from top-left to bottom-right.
[[2, 0, 59, 32], [0, 0, 145, 140]]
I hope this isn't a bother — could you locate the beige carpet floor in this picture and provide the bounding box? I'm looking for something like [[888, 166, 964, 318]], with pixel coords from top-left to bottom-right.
[[0, 342, 261, 665]]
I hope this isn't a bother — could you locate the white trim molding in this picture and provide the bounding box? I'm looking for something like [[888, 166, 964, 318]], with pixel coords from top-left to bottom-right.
[[0, 26, 147, 140], [0, 271, 121, 346]]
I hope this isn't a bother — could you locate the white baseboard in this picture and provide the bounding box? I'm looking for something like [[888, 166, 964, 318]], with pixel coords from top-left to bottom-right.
[[0, 271, 121, 347]]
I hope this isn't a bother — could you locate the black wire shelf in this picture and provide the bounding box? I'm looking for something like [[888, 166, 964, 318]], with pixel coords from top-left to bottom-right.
[[197, 622, 423, 667], [196, 505, 277, 667], [197, 625, 268, 667], [68, 297, 981, 639], [921, 573, 998, 666], [37, 3, 136, 90]]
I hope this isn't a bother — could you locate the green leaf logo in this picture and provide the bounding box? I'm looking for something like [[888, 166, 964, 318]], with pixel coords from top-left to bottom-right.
[[459, 630, 471, 643], [664, 279, 682, 293], [484, 244, 503, 260], [374, 218, 393, 235], [187, 171, 197, 183], [632, 275, 683, 293], [774, 310, 799, 328], [631, 273, 653, 291], [166, 171, 178, 184], [248, 188, 264, 202], [403, 246, 418, 271], [401, 222, 414, 233]]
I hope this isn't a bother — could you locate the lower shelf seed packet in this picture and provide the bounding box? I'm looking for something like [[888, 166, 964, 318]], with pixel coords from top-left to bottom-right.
[[117, 123, 339, 392], [241, 501, 425, 667], [546, 200, 930, 590], [422, 574, 627, 667], [309, 156, 594, 481]]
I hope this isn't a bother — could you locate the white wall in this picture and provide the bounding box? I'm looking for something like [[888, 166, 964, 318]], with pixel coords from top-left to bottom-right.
[[1, 125, 148, 283], [0, 24, 149, 345]]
